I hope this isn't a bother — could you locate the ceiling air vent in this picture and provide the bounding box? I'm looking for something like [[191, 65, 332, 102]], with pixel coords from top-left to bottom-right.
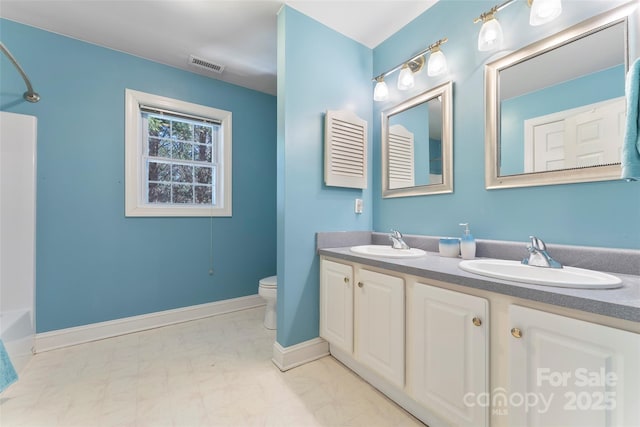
[[188, 55, 225, 74]]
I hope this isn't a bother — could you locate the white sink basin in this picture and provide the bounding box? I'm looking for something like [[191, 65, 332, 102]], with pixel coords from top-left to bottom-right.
[[350, 245, 426, 259], [459, 259, 622, 289]]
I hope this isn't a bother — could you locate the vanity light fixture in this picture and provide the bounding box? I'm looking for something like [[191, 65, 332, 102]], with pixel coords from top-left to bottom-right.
[[397, 56, 424, 90], [371, 38, 448, 101], [474, 0, 562, 51], [475, 7, 504, 51], [397, 64, 415, 90], [529, 0, 562, 26], [373, 76, 389, 101], [427, 41, 448, 76]]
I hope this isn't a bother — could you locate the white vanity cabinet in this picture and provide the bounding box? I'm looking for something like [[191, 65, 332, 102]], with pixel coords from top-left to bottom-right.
[[508, 305, 640, 427], [319, 259, 405, 387], [319, 254, 639, 427], [408, 281, 489, 427], [319, 259, 353, 353], [356, 268, 405, 388]]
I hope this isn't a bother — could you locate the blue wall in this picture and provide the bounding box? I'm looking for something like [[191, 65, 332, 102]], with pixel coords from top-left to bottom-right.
[[373, 0, 640, 249], [501, 65, 625, 175], [277, 7, 373, 347], [0, 19, 277, 332]]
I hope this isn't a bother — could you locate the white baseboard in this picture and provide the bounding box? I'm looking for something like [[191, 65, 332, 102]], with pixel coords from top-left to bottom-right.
[[35, 294, 265, 353], [271, 337, 329, 371]]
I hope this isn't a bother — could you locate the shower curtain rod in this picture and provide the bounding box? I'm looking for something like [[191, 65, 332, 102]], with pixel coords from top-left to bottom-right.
[[0, 41, 40, 103]]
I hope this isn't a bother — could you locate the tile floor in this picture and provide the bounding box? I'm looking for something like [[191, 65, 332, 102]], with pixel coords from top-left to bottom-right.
[[0, 307, 424, 427]]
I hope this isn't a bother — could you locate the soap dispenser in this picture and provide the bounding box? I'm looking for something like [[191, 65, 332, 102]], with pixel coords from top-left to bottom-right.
[[459, 223, 476, 260]]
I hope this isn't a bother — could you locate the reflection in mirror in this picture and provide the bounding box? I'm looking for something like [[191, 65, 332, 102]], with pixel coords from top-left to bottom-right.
[[388, 98, 443, 188], [382, 81, 453, 197], [501, 22, 625, 175], [485, 3, 632, 189]]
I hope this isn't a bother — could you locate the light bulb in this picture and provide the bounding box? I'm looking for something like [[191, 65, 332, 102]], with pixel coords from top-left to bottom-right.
[[427, 49, 447, 77], [373, 79, 389, 101], [478, 16, 504, 51], [530, 0, 562, 26], [397, 64, 414, 90]]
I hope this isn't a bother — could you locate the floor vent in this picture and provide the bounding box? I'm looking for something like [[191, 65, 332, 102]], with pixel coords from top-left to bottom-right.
[[188, 55, 225, 74]]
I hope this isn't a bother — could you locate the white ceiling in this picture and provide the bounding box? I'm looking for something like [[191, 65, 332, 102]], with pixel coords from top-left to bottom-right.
[[0, 0, 438, 95]]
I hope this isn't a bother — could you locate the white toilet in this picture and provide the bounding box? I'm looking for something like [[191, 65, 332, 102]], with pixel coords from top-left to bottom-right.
[[258, 276, 277, 330]]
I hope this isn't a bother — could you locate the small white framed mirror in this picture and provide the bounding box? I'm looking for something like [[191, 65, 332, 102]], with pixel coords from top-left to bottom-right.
[[382, 81, 453, 198]]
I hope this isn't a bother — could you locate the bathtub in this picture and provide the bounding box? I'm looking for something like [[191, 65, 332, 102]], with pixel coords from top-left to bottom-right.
[[1, 112, 37, 377], [1, 310, 34, 374]]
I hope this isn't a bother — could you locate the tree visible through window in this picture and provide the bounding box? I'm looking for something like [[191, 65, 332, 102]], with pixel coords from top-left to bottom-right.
[[125, 89, 232, 217], [143, 112, 219, 206]]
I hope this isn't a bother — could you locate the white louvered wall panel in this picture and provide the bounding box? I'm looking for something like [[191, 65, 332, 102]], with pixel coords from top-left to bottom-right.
[[324, 110, 368, 189], [388, 124, 414, 189]]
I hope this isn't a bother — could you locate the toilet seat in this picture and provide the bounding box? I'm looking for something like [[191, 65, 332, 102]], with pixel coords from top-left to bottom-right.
[[259, 275, 277, 289], [258, 275, 277, 330]]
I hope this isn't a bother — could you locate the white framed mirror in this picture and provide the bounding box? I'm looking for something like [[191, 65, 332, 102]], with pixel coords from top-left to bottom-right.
[[382, 81, 453, 198], [485, 3, 633, 189]]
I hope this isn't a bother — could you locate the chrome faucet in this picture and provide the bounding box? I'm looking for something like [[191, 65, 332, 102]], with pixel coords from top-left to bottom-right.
[[522, 236, 563, 269], [389, 230, 410, 250]]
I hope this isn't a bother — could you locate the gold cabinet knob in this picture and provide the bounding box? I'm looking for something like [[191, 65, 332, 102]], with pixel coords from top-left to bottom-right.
[[358, 281, 364, 288], [472, 317, 482, 327], [511, 327, 523, 338], [343, 277, 349, 284]]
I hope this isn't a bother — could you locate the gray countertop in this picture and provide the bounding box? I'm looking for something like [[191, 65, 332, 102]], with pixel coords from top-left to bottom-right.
[[318, 246, 640, 323]]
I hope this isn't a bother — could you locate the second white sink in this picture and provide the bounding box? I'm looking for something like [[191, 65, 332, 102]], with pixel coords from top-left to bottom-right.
[[350, 245, 426, 258], [459, 259, 622, 289]]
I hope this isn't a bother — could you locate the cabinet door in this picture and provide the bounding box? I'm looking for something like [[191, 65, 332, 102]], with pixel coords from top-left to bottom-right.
[[319, 259, 353, 353], [509, 305, 640, 427], [410, 282, 489, 427], [355, 268, 404, 388]]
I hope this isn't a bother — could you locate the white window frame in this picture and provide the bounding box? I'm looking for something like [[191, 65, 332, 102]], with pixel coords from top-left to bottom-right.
[[125, 89, 232, 217]]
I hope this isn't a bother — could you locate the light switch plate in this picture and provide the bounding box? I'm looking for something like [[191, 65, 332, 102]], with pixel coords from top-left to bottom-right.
[[355, 198, 363, 214]]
